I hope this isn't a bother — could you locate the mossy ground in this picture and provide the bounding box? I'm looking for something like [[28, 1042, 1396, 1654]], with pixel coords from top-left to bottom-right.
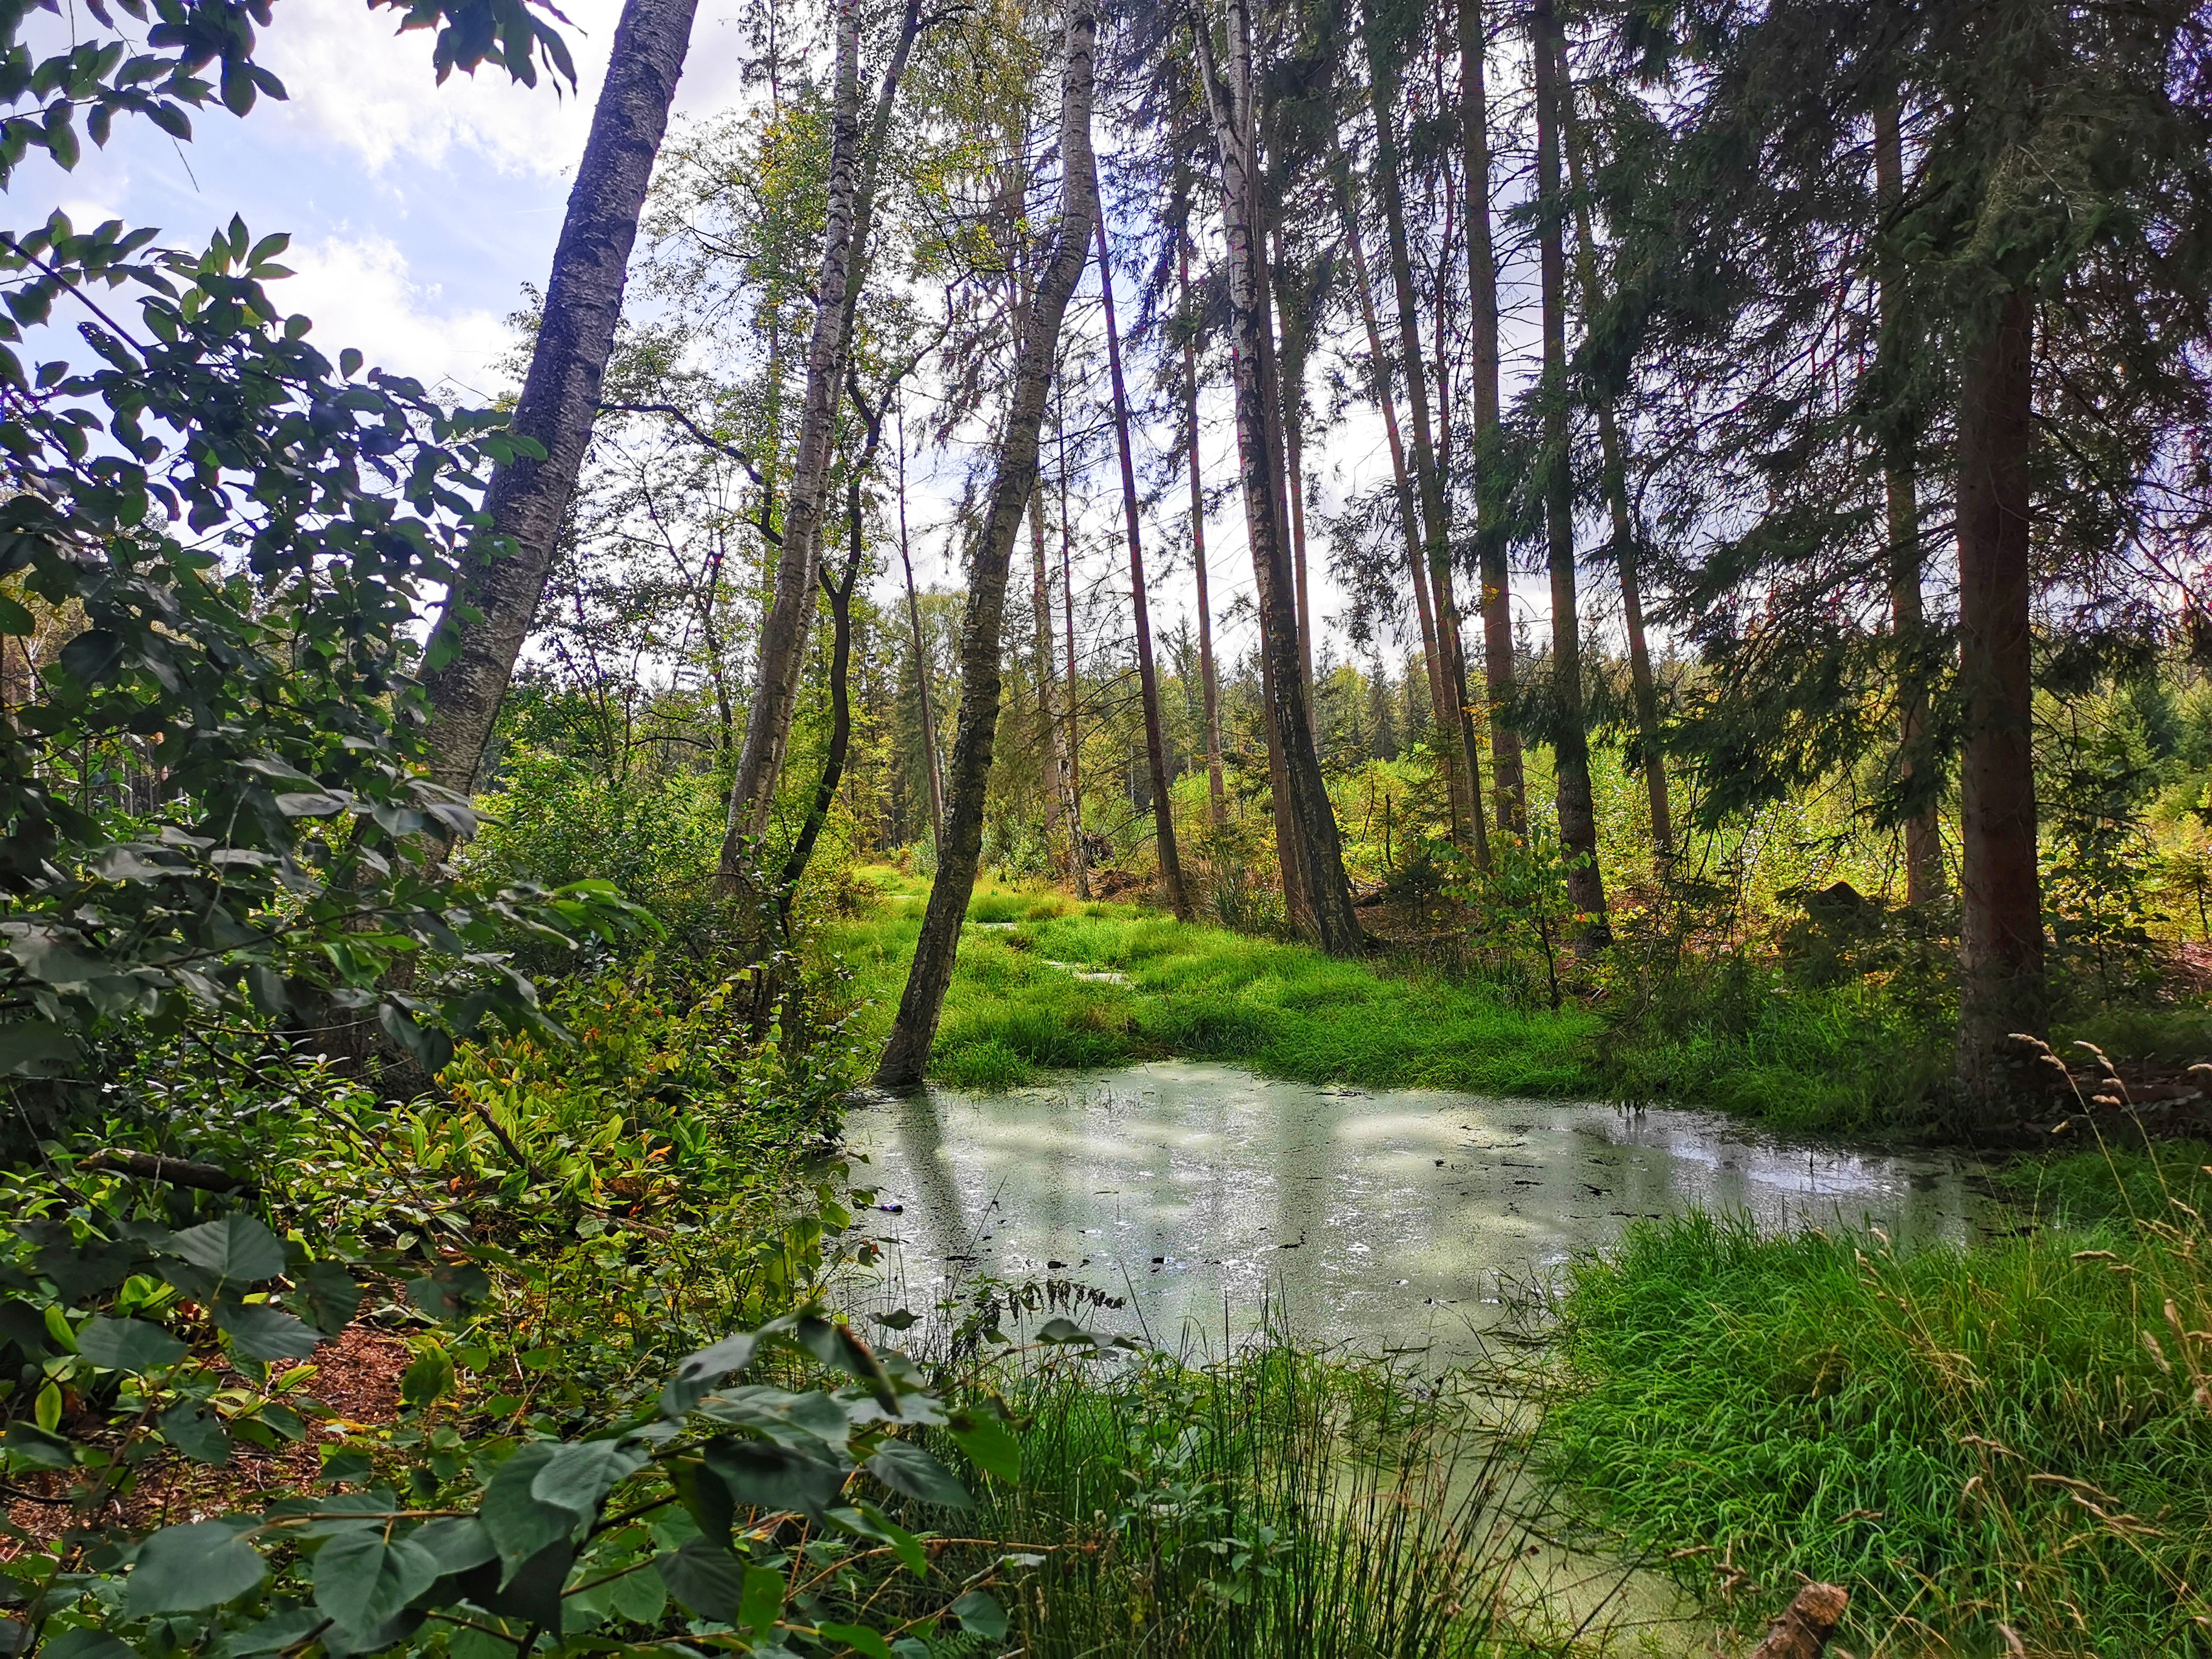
[[825, 867, 1601, 1094]]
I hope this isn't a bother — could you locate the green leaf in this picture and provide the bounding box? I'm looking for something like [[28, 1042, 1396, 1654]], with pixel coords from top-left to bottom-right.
[[313, 1528, 441, 1633], [216, 1300, 323, 1361], [76, 1314, 186, 1372], [127, 1518, 266, 1614], [478, 1442, 578, 1567], [42, 1632, 137, 1659], [817, 1624, 893, 1659], [169, 1212, 285, 1287], [737, 1562, 783, 1634], [828, 1503, 927, 1579], [660, 1325, 768, 1418], [608, 1561, 666, 1624], [866, 1439, 969, 1509], [2, 1421, 73, 1470], [161, 1401, 230, 1465], [947, 1407, 1021, 1484], [950, 1589, 1008, 1640], [655, 1537, 744, 1621], [701, 1435, 843, 1521], [299, 1261, 363, 1334], [412, 1516, 497, 1575], [0, 1021, 76, 1078], [530, 1436, 647, 1518], [399, 1341, 454, 1406]]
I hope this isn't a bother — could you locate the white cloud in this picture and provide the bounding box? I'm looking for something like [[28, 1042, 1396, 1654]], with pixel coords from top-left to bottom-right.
[[256, 0, 758, 178], [274, 233, 512, 392], [258, 0, 621, 176]]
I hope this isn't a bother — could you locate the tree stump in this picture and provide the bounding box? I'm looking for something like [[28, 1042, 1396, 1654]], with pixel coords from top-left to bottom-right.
[[1748, 1583, 1850, 1658]]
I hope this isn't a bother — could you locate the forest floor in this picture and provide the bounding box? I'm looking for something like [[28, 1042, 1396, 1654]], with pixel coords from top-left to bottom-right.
[[827, 865, 1601, 1095]]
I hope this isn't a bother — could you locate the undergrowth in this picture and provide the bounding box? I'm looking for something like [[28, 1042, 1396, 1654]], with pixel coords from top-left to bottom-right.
[[1542, 1140, 2212, 1654], [825, 869, 1600, 1095]]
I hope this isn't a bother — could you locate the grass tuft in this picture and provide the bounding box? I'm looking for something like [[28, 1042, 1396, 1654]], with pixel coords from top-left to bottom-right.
[[1543, 1179, 2212, 1654]]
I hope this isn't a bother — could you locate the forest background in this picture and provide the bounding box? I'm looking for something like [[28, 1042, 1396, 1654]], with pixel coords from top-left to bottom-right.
[[3, 0, 2212, 1654]]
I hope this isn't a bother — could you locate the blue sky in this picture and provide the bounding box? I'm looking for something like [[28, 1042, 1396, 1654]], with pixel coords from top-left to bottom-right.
[[16, 0, 760, 397]]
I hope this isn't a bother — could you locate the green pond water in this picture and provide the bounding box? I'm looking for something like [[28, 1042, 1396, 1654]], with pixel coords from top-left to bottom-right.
[[845, 1059, 1996, 1362]]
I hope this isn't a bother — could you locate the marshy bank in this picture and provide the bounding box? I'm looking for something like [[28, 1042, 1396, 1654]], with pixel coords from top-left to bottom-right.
[[822, 873, 2212, 1655]]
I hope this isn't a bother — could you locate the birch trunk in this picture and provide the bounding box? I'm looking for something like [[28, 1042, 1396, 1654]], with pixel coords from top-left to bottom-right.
[[1190, 0, 1361, 954], [421, 0, 700, 794], [1096, 198, 1191, 919], [896, 403, 945, 842], [1179, 233, 1228, 830], [719, 2, 864, 874], [721, 0, 926, 868], [1030, 489, 1068, 860], [1457, 0, 1524, 836], [1059, 416, 1091, 900], [875, 0, 1099, 1087], [1534, 0, 1608, 947]]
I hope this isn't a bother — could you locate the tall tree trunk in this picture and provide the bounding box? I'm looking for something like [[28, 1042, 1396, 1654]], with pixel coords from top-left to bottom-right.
[[1030, 488, 1068, 861], [719, 2, 864, 874], [1954, 287, 2042, 1104], [895, 401, 945, 842], [720, 0, 925, 869], [421, 0, 700, 794], [1179, 231, 1228, 830], [1190, 0, 1362, 955], [1561, 85, 1671, 864], [1457, 0, 1524, 836], [1533, 0, 1607, 947], [1877, 98, 1944, 907], [1332, 153, 1458, 834], [1059, 412, 1091, 900], [1270, 228, 1318, 737], [1361, 0, 1487, 870], [874, 0, 1099, 1088], [1096, 196, 1191, 920]]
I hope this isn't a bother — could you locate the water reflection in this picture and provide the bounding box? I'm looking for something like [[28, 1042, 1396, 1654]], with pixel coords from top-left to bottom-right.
[[843, 1060, 1995, 1363]]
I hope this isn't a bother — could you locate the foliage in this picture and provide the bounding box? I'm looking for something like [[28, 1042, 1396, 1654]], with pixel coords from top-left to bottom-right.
[[910, 1344, 1562, 1657], [829, 868, 1599, 1096], [1545, 1199, 2212, 1654], [1, 1191, 1025, 1658]]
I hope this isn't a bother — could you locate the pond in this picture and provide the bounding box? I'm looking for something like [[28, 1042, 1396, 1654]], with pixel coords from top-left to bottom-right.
[[844, 1059, 1997, 1363]]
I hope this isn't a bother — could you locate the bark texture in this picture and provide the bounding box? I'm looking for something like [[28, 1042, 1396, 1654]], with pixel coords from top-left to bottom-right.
[[1180, 233, 1228, 829], [896, 406, 945, 842], [1534, 0, 1607, 945], [874, 0, 1099, 1087], [1096, 199, 1190, 919], [1191, 0, 1362, 956], [420, 0, 700, 794], [1333, 155, 1456, 833], [1362, 3, 1486, 864], [1955, 288, 2043, 1103], [719, 1, 865, 874], [1746, 1583, 1849, 1659], [1457, 0, 1525, 836], [1877, 98, 1945, 906]]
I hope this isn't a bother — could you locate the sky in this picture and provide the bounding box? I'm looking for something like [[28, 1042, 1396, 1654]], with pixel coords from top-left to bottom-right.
[[12, 0, 1561, 684]]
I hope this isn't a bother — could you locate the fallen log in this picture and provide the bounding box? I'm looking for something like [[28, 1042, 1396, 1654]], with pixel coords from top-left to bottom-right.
[[79, 1148, 258, 1195], [1748, 1583, 1849, 1658]]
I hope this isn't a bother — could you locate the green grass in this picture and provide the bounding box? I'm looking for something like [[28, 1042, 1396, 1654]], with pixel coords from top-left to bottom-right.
[[1541, 1186, 2212, 1655], [881, 1343, 1581, 1657], [824, 868, 1601, 1094]]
